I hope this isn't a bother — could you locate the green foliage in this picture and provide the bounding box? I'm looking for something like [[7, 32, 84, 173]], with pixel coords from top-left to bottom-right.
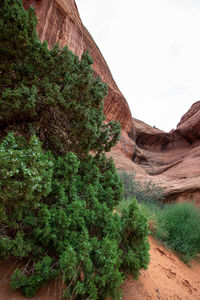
[[156, 202, 200, 262], [11, 256, 57, 297], [118, 171, 164, 207], [0, 1, 150, 299], [0, 0, 121, 156], [121, 198, 150, 279], [118, 174, 200, 264], [0, 133, 53, 211], [139, 202, 160, 220], [0, 132, 150, 299], [0, 137, 124, 299]]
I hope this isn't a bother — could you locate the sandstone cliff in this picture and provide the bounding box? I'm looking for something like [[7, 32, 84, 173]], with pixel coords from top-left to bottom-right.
[[109, 102, 200, 207]]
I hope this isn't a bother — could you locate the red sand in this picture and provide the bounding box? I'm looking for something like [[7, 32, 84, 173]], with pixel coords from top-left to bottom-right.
[[122, 236, 200, 300]]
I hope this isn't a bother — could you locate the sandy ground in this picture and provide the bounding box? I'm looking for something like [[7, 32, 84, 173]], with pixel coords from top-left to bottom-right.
[[0, 236, 199, 300], [122, 236, 200, 300]]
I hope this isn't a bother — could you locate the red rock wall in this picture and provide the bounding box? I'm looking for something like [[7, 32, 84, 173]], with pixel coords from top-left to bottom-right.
[[23, 0, 133, 134], [177, 101, 200, 143], [131, 106, 200, 206]]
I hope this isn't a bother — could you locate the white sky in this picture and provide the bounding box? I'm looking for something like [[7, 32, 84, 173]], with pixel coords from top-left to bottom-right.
[[75, 0, 200, 132]]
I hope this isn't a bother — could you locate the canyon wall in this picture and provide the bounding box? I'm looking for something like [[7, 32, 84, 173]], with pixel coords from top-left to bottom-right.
[[109, 102, 200, 206]]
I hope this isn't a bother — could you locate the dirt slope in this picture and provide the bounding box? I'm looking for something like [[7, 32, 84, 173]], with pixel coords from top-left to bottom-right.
[[0, 236, 199, 300], [122, 236, 200, 300]]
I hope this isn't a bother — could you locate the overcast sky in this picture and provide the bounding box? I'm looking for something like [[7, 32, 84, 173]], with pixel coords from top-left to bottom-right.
[[75, 0, 200, 132]]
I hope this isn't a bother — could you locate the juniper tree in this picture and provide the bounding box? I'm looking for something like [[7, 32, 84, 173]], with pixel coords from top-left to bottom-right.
[[0, 1, 150, 299], [0, 0, 120, 156]]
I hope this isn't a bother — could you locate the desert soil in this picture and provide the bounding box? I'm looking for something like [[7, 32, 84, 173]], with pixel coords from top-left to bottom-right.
[[0, 236, 199, 300], [122, 236, 200, 300]]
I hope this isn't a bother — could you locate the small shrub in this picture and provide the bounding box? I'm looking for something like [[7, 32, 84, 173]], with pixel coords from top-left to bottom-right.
[[156, 202, 200, 262], [118, 171, 164, 207], [117, 198, 133, 212], [139, 202, 160, 234], [0, 133, 53, 212], [118, 171, 200, 263], [120, 198, 150, 279]]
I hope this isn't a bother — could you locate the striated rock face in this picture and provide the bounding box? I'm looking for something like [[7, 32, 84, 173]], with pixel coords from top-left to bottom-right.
[[23, 0, 133, 141], [116, 102, 200, 206], [177, 101, 200, 142], [110, 102, 200, 207]]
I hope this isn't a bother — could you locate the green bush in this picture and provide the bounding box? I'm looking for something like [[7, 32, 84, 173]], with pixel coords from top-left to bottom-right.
[[0, 134, 149, 299], [118, 171, 200, 263], [0, 133, 53, 211], [120, 198, 150, 279], [118, 171, 164, 207], [0, 1, 150, 299], [117, 171, 164, 237], [156, 202, 200, 262], [0, 0, 120, 156]]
